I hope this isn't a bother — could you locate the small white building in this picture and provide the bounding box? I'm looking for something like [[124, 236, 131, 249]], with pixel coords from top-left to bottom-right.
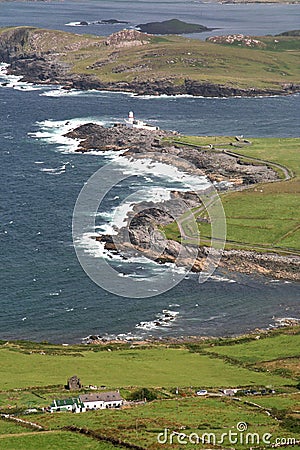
[[79, 391, 123, 410], [49, 398, 85, 413]]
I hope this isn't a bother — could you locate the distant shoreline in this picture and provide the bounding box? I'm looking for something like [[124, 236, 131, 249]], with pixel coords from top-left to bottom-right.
[[2, 320, 299, 346], [0, 0, 299, 3]]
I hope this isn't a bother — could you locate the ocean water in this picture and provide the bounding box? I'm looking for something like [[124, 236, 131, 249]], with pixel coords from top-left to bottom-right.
[[0, 2, 299, 343], [0, 0, 300, 40]]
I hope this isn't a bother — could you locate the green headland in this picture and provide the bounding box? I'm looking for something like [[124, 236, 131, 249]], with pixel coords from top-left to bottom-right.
[[0, 26, 299, 95]]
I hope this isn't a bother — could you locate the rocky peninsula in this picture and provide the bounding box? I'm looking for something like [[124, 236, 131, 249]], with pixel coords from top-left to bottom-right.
[[66, 122, 300, 282]]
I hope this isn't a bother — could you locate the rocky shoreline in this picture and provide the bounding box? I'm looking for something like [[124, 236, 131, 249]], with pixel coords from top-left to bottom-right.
[[66, 122, 300, 282], [83, 319, 300, 345], [5, 60, 299, 97]]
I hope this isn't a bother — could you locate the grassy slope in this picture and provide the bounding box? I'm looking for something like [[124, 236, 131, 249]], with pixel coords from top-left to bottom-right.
[[163, 137, 300, 252], [0, 346, 292, 391], [0, 330, 299, 449], [19, 397, 300, 449], [0, 419, 34, 434], [0, 27, 299, 90], [204, 333, 300, 363], [0, 430, 118, 449], [62, 34, 300, 89]]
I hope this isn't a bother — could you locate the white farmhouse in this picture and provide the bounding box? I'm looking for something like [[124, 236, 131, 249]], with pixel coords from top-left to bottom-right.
[[79, 391, 123, 410]]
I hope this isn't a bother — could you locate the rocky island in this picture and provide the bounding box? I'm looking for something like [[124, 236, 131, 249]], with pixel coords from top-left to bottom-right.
[[137, 18, 214, 35], [66, 122, 300, 282]]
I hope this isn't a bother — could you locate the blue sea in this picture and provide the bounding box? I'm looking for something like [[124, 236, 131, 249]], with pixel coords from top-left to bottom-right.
[[0, 1, 299, 343]]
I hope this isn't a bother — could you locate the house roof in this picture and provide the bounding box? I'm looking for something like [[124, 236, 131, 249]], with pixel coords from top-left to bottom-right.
[[50, 398, 84, 408], [79, 391, 123, 403]]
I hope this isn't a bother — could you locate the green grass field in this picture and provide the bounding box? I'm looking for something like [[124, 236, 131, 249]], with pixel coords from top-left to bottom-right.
[[204, 333, 300, 364], [0, 329, 299, 449], [0, 430, 118, 449], [0, 418, 33, 434], [19, 397, 300, 449], [243, 392, 300, 412], [0, 346, 293, 391], [163, 137, 300, 253]]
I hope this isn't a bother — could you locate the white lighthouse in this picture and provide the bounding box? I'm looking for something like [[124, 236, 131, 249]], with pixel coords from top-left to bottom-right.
[[124, 111, 159, 131], [128, 111, 134, 125]]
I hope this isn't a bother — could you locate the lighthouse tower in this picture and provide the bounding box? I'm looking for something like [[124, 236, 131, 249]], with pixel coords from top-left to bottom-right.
[[128, 111, 134, 125]]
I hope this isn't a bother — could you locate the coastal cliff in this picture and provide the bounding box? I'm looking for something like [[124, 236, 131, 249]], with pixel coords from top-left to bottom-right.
[[0, 27, 299, 97]]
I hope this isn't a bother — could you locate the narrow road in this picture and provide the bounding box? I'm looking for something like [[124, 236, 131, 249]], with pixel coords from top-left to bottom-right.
[[171, 142, 296, 253], [223, 148, 293, 181]]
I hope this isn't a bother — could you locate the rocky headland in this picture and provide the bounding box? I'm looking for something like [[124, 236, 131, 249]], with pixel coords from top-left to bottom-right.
[[0, 27, 299, 97], [66, 122, 300, 282], [68, 122, 277, 186]]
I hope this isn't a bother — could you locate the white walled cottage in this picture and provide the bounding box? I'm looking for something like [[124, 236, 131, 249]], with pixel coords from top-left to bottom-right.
[[79, 391, 123, 410]]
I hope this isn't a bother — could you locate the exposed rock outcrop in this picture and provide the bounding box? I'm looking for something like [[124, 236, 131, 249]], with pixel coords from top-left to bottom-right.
[[105, 29, 151, 48], [66, 123, 278, 186], [207, 34, 266, 48]]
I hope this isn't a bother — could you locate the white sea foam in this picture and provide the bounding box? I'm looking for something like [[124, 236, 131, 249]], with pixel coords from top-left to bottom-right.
[[75, 232, 123, 259], [208, 274, 237, 283], [202, 313, 227, 322], [38, 86, 238, 100], [111, 187, 171, 230], [40, 163, 68, 175], [115, 156, 210, 191], [40, 88, 92, 97], [30, 118, 107, 153], [39, 87, 134, 98], [0, 62, 45, 91], [65, 21, 86, 26], [136, 309, 179, 331]]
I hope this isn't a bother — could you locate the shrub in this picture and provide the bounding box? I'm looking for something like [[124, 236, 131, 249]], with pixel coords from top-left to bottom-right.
[[128, 388, 157, 402]]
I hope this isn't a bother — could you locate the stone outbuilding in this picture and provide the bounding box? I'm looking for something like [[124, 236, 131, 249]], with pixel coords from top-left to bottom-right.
[[66, 375, 82, 391]]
